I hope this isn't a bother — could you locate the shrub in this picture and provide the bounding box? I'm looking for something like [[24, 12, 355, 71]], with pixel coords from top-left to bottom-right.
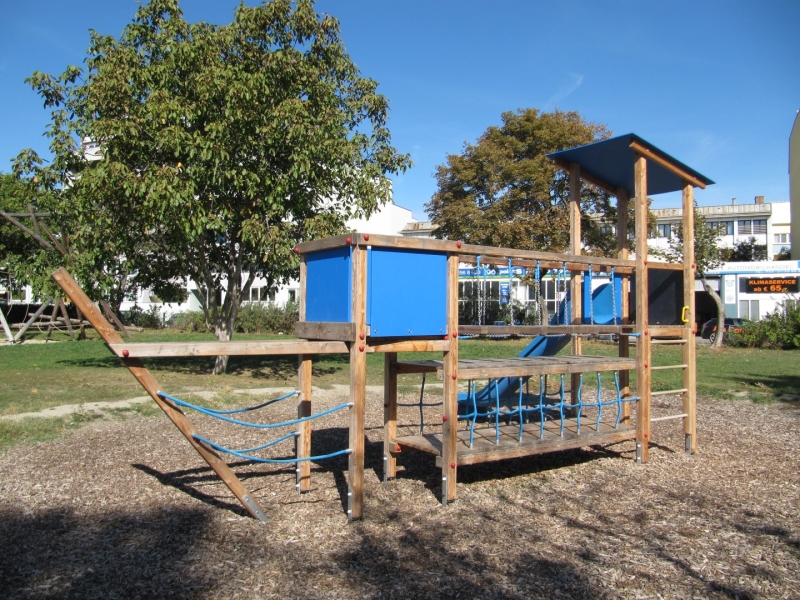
[[124, 304, 166, 329], [173, 311, 211, 333], [729, 297, 800, 349], [235, 302, 299, 335]]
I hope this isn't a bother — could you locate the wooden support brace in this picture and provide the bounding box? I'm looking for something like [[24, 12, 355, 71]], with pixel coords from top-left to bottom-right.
[[297, 354, 312, 493], [50, 267, 269, 523], [383, 352, 398, 482], [347, 244, 367, 520], [441, 254, 460, 505]]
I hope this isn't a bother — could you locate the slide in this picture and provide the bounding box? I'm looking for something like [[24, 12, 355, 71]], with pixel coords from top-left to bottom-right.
[[459, 279, 621, 408]]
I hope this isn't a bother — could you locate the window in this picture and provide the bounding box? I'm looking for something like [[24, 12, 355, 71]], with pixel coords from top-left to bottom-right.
[[657, 223, 671, 238], [715, 221, 733, 235], [753, 219, 767, 235], [288, 290, 296, 303], [739, 299, 760, 321], [738, 220, 751, 235], [774, 233, 791, 244]]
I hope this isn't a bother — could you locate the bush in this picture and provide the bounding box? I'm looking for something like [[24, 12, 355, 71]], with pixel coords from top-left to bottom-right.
[[729, 297, 800, 349], [124, 304, 166, 329], [173, 311, 211, 333], [235, 302, 299, 334]]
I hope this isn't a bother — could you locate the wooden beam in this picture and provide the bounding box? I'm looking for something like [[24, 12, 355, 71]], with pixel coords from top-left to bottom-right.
[[347, 244, 367, 521], [50, 267, 268, 522], [682, 183, 698, 454], [296, 354, 312, 493], [295, 321, 356, 342], [569, 162, 582, 410], [629, 140, 707, 189], [441, 253, 459, 504], [616, 187, 631, 425], [458, 324, 632, 336], [634, 155, 651, 464], [550, 157, 619, 195], [108, 339, 349, 358], [383, 352, 398, 482], [12, 301, 51, 343], [368, 339, 450, 353]]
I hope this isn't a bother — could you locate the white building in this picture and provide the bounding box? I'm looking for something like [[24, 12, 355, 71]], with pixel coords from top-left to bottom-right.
[[648, 196, 791, 259]]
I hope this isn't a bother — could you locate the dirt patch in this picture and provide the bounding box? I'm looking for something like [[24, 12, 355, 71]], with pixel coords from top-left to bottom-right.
[[0, 391, 798, 599]]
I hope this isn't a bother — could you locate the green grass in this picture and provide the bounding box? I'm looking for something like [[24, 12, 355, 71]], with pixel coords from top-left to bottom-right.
[[0, 331, 797, 448]]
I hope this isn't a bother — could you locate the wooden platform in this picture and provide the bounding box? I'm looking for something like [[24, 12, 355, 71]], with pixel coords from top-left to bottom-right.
[[394, 418, 635, 466], [396, 354, 637, 380]]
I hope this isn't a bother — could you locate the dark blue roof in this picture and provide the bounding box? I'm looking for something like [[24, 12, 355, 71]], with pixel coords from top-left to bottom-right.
[[546, 133, 714, 196]]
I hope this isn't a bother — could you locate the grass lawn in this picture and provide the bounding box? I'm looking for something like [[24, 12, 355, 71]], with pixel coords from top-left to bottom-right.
[[1, 329, 797, 447]]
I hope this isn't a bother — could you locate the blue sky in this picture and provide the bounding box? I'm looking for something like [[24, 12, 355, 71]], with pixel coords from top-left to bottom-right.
[[1, 0, 798, 219]]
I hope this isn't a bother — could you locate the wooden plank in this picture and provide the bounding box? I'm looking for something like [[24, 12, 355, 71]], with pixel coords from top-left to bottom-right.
[[368, 339, 450, 353], [295, 321, 356, 341], [569, 162, 582, 412], [649, 326, 685, 337], [550, 157, 619, 195], [647, 261, 684, 271], [457, 247, 635, 268], [108, 339, 349, 357], [394, 421, 636, 465], [682, 182, 698, 454], [617, 187, 631, 426], [394, 362, 440, 375], [458, 324, 632, 336], [347, 244, 367, 521], [296, 354, 312, 493], [296, 234, 354, 254], [634, 154, 651, 463], [458, 255, 635, 275], [629, 140, 707, 190], [50, 267, 268, 522], [441, 253, 459, 504], [383, 352, 398, 481]]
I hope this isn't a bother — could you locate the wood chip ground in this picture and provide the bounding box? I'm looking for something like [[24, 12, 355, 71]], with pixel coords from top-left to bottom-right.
[[1, 390, 798, 599]]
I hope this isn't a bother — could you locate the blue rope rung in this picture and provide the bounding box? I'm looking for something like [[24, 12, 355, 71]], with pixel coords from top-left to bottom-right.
[[199, 390, 299, 415], [158, 391, 351, 429], [193, 433, 351, 464]]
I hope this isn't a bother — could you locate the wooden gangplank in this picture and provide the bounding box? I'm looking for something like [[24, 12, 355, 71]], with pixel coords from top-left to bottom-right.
[[395, 419, 635, 466], [396, 354, 636, 380]]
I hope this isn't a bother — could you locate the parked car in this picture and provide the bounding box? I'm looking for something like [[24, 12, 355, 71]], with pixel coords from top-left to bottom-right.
[[700, 318, 744, 343]]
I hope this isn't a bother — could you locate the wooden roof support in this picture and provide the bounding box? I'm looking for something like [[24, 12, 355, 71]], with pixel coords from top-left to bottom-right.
[[634, 156, 651, 464], [682, 183, 698, 454], [550, 157, 618, 195], [629, 140, 708, 189]]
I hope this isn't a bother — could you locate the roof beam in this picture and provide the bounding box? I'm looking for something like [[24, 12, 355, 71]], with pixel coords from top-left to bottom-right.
[[550, 158, 619, 195], [629, 140, 707, 189]]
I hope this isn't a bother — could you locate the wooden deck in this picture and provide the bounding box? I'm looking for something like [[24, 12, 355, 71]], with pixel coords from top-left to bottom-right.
[[394, 419, 635, 466], [396, 354, 637, 380]]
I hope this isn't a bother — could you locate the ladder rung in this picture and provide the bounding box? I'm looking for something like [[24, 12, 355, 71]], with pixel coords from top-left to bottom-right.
[[650, 364, 688, 371], [651, 339, 687, 345], [651, 413, 688, 422], [651, 388, 689, 397]]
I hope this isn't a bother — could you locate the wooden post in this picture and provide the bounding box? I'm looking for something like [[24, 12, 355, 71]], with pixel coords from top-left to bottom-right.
[[347, 243, 367, 520], [50, 268, 268, 522], [616, 187, 631, 424], [569, 162, 582, 409], [296, 255, 312, 492], [0, 306, 13, 343], [383, 352, 398, 482], [58, 299, 75, 340], [681, 183, 698, 454], [441, 254, 459, 504], [634, 155, 651, 463], [297, 354, 312, 492]]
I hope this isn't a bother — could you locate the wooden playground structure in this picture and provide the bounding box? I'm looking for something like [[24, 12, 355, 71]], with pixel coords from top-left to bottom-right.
[[50, 133, 713, 522]]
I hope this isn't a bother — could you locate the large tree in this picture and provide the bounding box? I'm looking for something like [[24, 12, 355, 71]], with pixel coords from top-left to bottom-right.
[[15, 0, 410, 372], [425, 109, 616, 254]]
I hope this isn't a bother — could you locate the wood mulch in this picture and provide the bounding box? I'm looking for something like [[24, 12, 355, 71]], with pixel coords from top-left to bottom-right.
[[0, 388, 798, 599]]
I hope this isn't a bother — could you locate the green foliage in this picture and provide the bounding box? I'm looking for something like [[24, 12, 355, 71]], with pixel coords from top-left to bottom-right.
[[729, 298, 800, 349], [721, 236, 768, 262], [124, 304, 166, 329], [425, 108, 616, 254], [235, 301, 299, 334], [173, 310, 211, 333], [15, 0, 410, 371]]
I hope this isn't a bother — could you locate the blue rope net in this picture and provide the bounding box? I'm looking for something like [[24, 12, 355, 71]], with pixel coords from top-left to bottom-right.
[[156, 391, 352, 464], [457, 372, 639, 444]]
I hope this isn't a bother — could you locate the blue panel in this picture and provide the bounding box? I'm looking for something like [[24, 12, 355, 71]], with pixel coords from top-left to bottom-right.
[[367, 248, 447, 337], [305, 246, 351, 322]]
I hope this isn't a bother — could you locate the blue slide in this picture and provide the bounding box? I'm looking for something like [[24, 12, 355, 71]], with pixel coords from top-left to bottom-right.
[[459, 279, 621, 408]]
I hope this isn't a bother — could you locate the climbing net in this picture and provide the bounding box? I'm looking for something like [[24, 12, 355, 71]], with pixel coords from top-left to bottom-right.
[[456, 372, 639, 447], [157, 391, 352, 464]]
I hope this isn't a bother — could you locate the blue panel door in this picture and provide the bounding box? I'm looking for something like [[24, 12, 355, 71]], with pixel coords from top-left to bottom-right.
[[305, 246, 352, 323]]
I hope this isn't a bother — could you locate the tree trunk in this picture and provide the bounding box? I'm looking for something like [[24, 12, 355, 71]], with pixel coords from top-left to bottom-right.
[[702, 275, 726, 349], [213, 317, 233, 375]]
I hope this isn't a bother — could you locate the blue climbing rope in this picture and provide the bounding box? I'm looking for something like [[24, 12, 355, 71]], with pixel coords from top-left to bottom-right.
[[193, 433, 351, 464], [158, 391, 350, 429]]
